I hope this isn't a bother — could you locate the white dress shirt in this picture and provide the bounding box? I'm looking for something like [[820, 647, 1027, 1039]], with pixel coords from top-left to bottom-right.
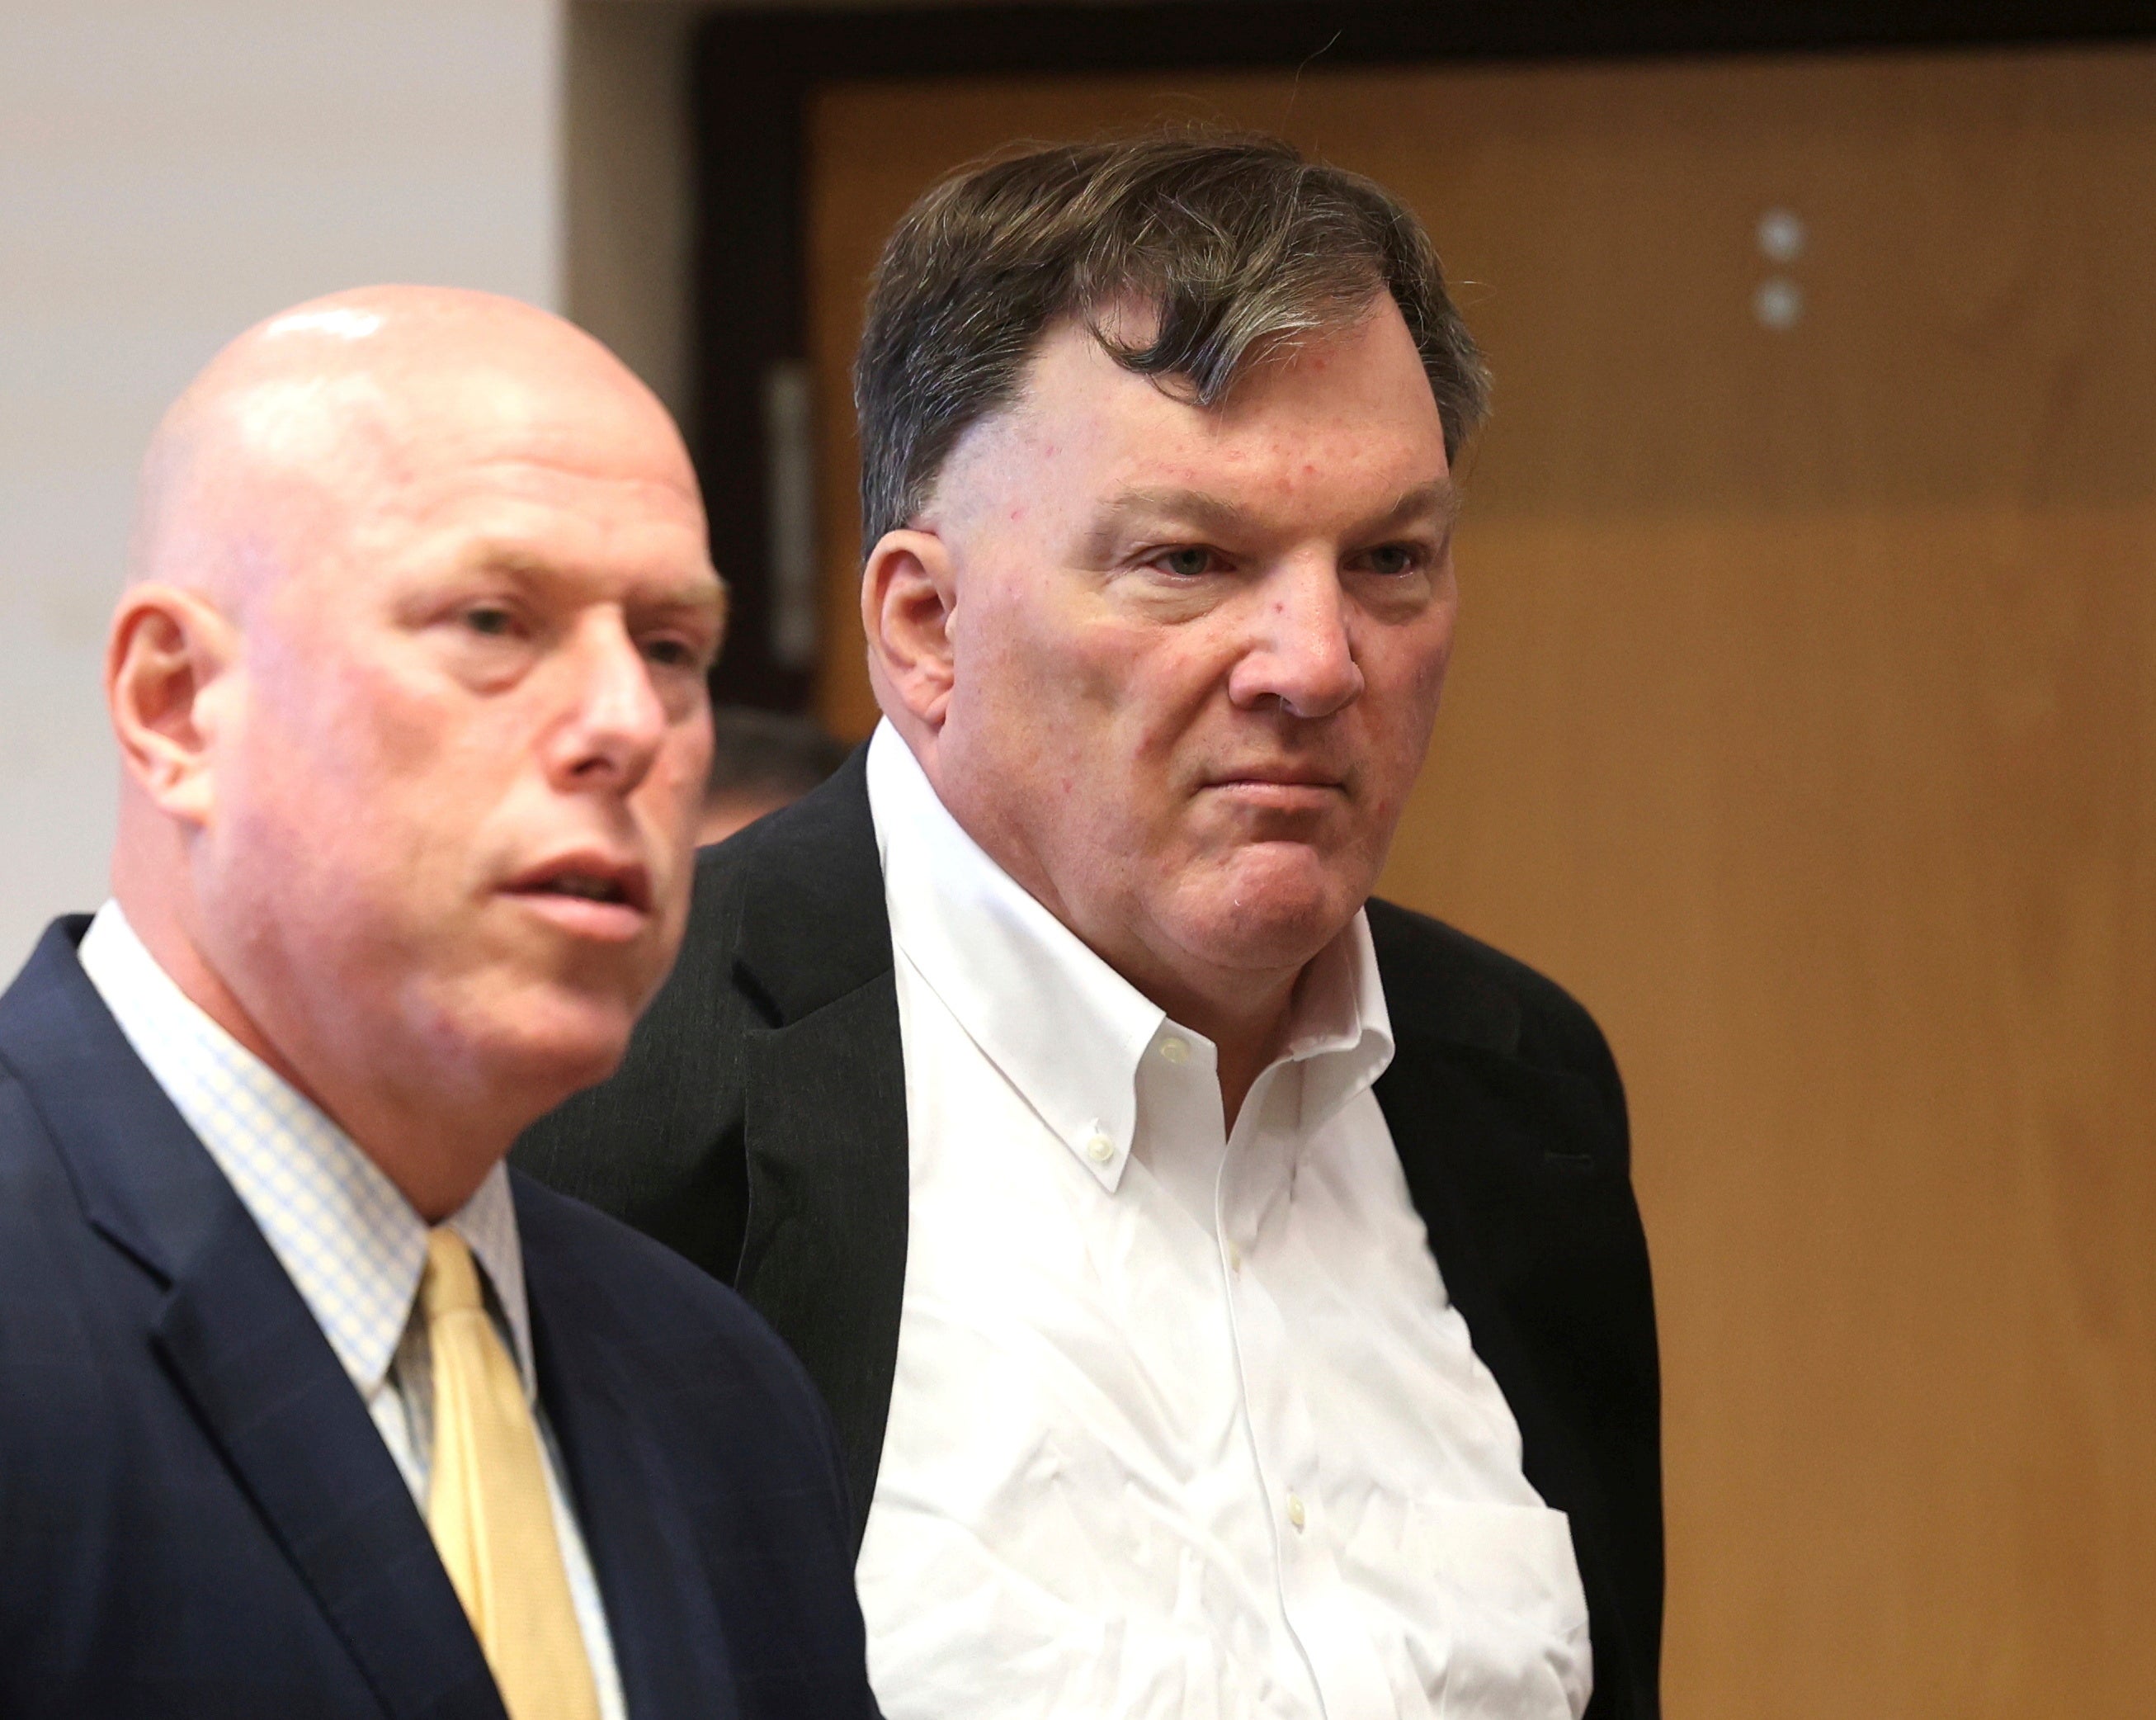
[[856, 722, 1592, 1720], [78, 903, 629, 1720]]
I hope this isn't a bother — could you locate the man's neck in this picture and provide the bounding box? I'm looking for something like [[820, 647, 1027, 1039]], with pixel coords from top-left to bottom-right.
[[899, 725, 1320, 1131], [111, 891, 509, 1221], [1122, 962, 1300, 1132]]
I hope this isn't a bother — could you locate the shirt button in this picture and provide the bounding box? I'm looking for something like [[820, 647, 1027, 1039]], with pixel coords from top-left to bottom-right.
[[1286, 1493, 1307, 1532], [1086, 1134, 1116, 1164], [1225, 1240, 1243, 1273], [1158, 1035, 1191, 1065]]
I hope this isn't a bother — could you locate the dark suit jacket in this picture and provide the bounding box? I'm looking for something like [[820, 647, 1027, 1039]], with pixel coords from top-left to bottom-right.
[[0, 918, 880, 1720], [518, 752, 1664, 1720]]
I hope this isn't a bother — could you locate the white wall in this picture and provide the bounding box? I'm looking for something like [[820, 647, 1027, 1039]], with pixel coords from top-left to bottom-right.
[[0, 1, 562, 975]]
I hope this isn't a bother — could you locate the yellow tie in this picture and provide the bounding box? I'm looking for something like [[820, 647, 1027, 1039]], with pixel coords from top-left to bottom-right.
[[421, 1228, 600, 1720]]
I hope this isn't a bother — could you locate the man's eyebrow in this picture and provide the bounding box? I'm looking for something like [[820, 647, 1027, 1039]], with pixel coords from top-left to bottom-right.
[[1382, 480, 1462, 532], [1088, 487, 1252, 541], [452, 543, 727, 617], [1081, 478, 1460, 559], [642, 576, 729, 620]]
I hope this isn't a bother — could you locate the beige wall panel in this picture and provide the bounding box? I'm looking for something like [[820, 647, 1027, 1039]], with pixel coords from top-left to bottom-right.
[[565, 0, 696, 419], [0, 1, 562, 975], [806, 46, 2156, 1719]]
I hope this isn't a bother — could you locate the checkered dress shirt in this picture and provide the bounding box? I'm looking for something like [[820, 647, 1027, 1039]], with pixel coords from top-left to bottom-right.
[[79, 903, 629, 1720]]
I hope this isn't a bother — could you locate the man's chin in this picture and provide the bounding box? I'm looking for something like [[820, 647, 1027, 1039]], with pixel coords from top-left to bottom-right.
[[1172, 857, 1365, 974], [463, 985, 643, 1117]]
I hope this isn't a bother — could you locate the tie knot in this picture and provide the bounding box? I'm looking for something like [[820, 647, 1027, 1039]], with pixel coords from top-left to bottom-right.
[[422, 1226, 484, 1321]]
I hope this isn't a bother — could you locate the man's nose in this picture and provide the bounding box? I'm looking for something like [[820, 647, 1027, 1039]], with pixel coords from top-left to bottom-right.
[[544, 612, 668, 794], [1227, 560, 1366, 720]]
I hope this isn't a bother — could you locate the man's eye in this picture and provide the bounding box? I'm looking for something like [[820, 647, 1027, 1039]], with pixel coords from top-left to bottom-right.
[[1361, 545, 1424, 578], [463, 604, 517, 637], [642, 636, 703, 670], [1155, 547, 1218, 579]]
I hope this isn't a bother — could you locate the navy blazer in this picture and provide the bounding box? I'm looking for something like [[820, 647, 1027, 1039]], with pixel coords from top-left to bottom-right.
[[518, 751, 1664, 1720], [0, 919, 881, 1720]]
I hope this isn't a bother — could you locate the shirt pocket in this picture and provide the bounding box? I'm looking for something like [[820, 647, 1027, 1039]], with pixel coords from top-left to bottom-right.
[[1340, 1492, 1594, 1717]]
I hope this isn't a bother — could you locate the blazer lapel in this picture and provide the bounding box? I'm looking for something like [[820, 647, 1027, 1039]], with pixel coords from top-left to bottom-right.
[[1, 922, 503, 1720], [152, 1211, 509, 1720], [1379, 1032, 1651, 1720], [1376, 1032, 1617, 1501], [729, 754, 911, 1541], [1369, 896, 1659, 1720], [738, 980, 908, 1540]]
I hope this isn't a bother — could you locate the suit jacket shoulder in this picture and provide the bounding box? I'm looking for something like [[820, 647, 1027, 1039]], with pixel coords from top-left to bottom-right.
[[0, 921, 880, 1720], [0, 920, 505, 1720], [1366, 895, 1626, 1115]]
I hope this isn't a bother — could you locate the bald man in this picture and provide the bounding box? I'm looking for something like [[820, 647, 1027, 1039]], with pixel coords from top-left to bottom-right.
[[0, 289, 880, 1720]]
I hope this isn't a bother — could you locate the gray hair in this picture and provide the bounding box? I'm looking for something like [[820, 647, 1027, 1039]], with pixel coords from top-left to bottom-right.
[[853, 130, 1489, 545]]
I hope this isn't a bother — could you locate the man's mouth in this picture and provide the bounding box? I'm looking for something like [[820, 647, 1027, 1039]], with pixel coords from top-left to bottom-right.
[[1195, 762, 1352, 821], [502, 853, 654, 938], [536, 872, 635, 905], [1207, 766, 1347, 793]]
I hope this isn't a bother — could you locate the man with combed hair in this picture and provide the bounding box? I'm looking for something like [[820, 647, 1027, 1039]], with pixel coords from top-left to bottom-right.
[[0, 287, 880, 1719], [522, 135, 1662, 1720]]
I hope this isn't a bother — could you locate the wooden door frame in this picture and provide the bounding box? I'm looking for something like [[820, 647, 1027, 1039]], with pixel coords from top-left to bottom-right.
[[690, 0, 2156, 708]]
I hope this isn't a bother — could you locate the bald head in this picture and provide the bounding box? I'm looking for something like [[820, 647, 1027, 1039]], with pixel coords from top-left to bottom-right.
[[129, 286, 698, 612], [104, 286, 725, 1217]]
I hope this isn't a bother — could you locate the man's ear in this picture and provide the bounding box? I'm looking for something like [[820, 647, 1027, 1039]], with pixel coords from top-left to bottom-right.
[[106, 584, 239, 829], [861, 528, 959, 729]]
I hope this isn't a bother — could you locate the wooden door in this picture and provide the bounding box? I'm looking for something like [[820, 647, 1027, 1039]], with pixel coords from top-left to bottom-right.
[[805, 46, 2156, 1720]]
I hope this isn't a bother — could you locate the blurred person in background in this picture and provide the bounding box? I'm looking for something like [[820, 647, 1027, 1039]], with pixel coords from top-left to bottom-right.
[[0, 286, 880, 1720], [698, 706, 851, 845], [522, 135, 1660, 1720]]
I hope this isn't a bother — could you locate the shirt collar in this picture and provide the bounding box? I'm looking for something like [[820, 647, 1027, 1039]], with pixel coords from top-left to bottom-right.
[[78, 902, 535, 1401], [865, 722, 1394, 1184], [1281, 907, 1395, 1136]]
